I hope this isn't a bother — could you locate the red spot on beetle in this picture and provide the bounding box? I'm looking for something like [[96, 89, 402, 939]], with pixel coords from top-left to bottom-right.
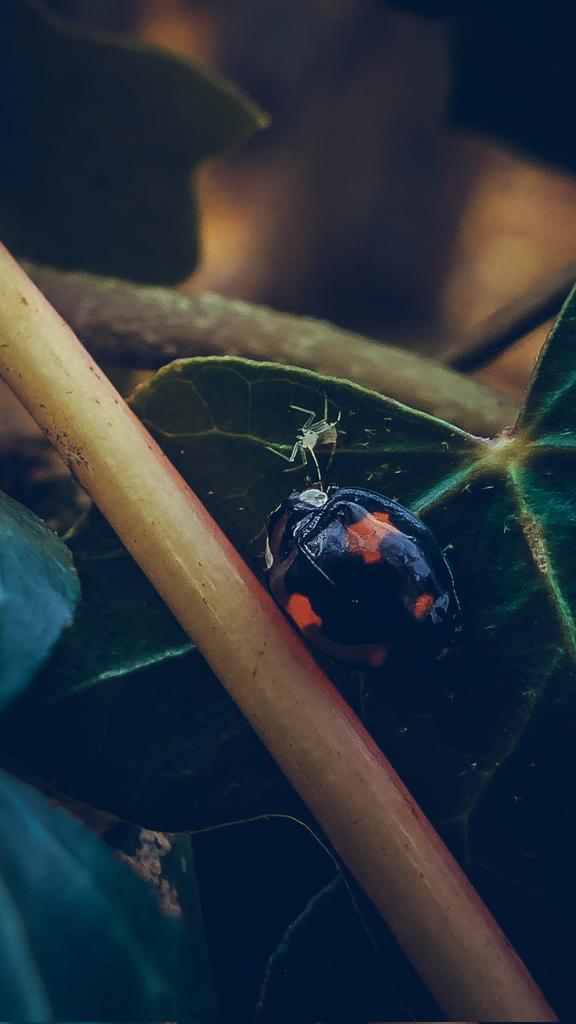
[[286, 593, 323, 633], [285, 593, 389, 669], [319, 638, 389, 668], [414, 593, 435, 620], [345, 511, 399, 565], [367, 645, 389, 667]]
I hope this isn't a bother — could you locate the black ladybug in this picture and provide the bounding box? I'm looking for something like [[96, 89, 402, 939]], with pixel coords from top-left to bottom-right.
[[265, 486, 461, 669]]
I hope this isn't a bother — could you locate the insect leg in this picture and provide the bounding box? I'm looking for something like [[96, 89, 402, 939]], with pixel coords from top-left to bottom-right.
[[265, 444, 294, 463], [289, 441, 302, 463], [308, 445, 322, 484], [290, 405, 316, 431]]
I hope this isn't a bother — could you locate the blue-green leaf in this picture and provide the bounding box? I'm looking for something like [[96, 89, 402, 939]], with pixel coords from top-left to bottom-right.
[[0, 490, 80, 710], [0, 769, 214, 1020]]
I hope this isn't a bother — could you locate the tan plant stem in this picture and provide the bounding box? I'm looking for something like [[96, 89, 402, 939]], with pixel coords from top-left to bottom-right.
[[0, 245, 555, 1022], [23, 261, 517, 437]]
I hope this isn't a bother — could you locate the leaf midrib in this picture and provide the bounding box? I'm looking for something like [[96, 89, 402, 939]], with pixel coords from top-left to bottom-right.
[[508, 460, 576, 663], [443, 453, 576, 845], [139, 418, 478, 457]]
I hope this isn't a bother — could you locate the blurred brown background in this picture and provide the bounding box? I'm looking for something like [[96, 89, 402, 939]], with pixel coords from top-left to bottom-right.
[[42, 0, 576, 403]]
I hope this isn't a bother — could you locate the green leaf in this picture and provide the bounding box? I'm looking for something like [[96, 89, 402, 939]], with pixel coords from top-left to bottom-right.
[[0, 356, 535, 834], [519, 284, 576, 432], [0, 489, 79, 710], [257, 876, 427, 1022], [0, 0, 264, 282], [190, 813, 434, 1021], [191, 814, 342, 1021], [11, 650, 292, 829], [7, 295, 576, 1010], [11, 358, 478, 824], [107, 812, 393, 1021], [0, 769, 214, 1020], [45, 512, 193, 694]]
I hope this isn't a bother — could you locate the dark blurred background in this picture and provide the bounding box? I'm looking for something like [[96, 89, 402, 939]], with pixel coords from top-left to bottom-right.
[[41, 0, 576, 401]]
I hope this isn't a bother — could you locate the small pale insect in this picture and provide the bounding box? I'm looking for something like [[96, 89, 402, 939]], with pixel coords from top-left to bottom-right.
[[267, 396, 341, 482]]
